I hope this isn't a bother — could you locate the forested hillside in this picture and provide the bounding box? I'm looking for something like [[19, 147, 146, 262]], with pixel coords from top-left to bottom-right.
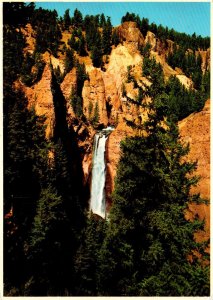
[[3, 2, 210, 296]]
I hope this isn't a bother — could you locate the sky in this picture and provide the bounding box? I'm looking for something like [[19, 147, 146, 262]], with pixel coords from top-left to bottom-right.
[[34, 1, 211, 37]]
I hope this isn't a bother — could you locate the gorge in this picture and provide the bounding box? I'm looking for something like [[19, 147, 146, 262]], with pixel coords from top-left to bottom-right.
[[3, 3, 210, 296]]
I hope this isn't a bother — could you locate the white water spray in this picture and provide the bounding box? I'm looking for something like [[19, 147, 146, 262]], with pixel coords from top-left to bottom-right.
[[90, 127, 114, 218]]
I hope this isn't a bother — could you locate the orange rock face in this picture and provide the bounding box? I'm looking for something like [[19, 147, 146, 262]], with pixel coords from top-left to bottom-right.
[[20, 23, 36, 55], [179, 100, 210, 250], [16, 23, 210, 239], [117, 21, 145, 52], [14, 64, 55, 139], [82, 68, 108, 126], [60, 68, 77, 120]]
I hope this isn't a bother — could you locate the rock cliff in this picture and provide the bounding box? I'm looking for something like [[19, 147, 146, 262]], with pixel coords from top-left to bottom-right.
[[179, 100, 210, 250], [16, 21, 210, 244]]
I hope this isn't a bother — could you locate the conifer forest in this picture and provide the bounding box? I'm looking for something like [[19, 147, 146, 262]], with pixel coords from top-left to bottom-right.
[[3, 2, 210, 296]]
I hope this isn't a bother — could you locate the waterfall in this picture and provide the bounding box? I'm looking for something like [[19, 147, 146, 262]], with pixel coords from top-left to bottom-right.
[[90, 127, 114, 218]]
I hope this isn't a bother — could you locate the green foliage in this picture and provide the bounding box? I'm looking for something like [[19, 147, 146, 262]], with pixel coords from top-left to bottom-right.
[[92, 102, 100, 126], [4, 89, 50, 293], [120, 12, 209, 50], [140, 17, 149, 37], [77, 33, 87, 56], [91, 42, 103, 68], [74, 214, 106, 295], [140, 42, 151, 57], [112, 28, 120, 47], [72, 9, 83, 28], [166, 45, 204, 90], [3, 25, 26, 84], [21, 52, 45, 86], [151, 22, 210, 50], [121, 12, 141, 28], [200, 70, 210, 98], [54, 65, 64, 84], [85, 17, 101, 51], [100, 13, 106, 27], [70, 91, 83, 118], [98, 56, 210, 296], [64, 48, 75, 75], [32, 8, 62, 56], [102, 16, 112, 55], [164, 75, 207, 121], [26, 186, 74, 295], [3, 2, 35, 26], [63, 9, 71, 30], [142, 57, 165, 97], [76, 61, 89, 96], [3, 5, 210, 296], [68, 32, 77, 50], [88, 101, 93, 120]]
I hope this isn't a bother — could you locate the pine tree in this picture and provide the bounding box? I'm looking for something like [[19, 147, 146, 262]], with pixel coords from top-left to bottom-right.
[[4, 89, 50, 294], [63, 9, 71, 30], [25, 186, 74, 295], [140, 17, 149, 37], [78, 33, 87, 56], [91, 30, 103, 68], [72, 8, 83, 28], [64, 48, 75, 75], [112, 28, 120, 47], [92, 102, 100, 126], [102, 16, 112, 55], [74, 213, 106, 295], [98, 57, 209, 296]]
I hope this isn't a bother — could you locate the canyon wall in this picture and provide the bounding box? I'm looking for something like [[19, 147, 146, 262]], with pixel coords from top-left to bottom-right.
[[16, 22, 210, 244]]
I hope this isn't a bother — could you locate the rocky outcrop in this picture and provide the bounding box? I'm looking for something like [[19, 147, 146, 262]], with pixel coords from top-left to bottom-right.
[[20, 23, 36, 55], [196, 49, 211, 73], [17, 23, 210, 239], [60, 68, 77, 120], [117, 21, 145, 52], [144, 31, 157, 51], [82, 68, 108, 126], [179, 100, 210, 250], [14, 63, 54, 139], [104, 99, 210, 249]]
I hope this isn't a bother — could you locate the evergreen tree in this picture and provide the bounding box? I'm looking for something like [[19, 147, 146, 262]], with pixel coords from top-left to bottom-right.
[[74, 214, 106, 295], [3, 2, 35, 26], [21, 51, 45, 86], [70, 91, 83, 118], [32, 8, 62, 56], [4, 89, 50, 294], [77, 31, 87, 56], [112, 28, 120, 47], [25, 186, 74, 295], [102, 16, 112, 55], [91, 38, 103, 68], [64, 48, 75, 75], [85, 16, 101, 51], [63, 9, 71, 30], [68, 32, 77, 50], [92, 102, 100, 126], [72, 8, 83, 28], [98, 57, 209, 296], [100, 13, 106, 27], [3, 25, 26, 84], [200, 70, 210, 98], [140, 17, 149, 37]]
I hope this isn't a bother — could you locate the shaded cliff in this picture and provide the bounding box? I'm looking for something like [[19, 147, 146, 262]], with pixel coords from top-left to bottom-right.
[[14, 21, 210, 244]]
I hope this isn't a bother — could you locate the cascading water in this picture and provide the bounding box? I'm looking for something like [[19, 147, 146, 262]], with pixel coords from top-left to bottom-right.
[[90, 127, 114, 218]]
